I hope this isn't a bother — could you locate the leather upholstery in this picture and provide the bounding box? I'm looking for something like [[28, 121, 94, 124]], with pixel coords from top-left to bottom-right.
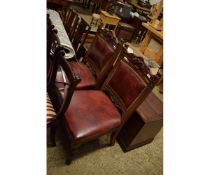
[[68, 61, 96, 90], [108, 61, 146, 107], [55, 66, 69, 91], [86, 36, 114, 72], [65, 90, 121, 141], [60, 35, 115, 90]]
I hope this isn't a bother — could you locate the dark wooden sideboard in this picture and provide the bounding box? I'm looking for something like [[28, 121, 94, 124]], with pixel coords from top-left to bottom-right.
[[117, 92, 163, 152]]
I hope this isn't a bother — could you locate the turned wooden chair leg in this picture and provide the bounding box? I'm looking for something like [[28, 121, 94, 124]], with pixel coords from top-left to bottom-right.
[[65, 154, 73, 165], [65, 144, 80, 165]]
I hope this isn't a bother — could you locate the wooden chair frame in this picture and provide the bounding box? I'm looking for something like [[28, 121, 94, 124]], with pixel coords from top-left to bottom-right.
[[81, 27, 122, 89], [63, 45, 160, 164], [47, 48, 81, 146], [71, 17, 91, 54]]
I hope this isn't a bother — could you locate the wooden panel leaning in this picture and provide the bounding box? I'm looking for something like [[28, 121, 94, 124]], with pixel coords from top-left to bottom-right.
[[117, 92, 163, 152]]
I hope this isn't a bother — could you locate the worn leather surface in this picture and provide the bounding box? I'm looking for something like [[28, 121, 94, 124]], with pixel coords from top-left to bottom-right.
[[55, 66, 68, 91], [68, 61, 96, 90], [65, 90, 121, 141], [109, 61, 146, 107], [87, 36, 114, 72]]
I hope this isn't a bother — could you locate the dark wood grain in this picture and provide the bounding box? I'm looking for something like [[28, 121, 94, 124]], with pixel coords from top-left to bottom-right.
[[117, 92, 163, 152]]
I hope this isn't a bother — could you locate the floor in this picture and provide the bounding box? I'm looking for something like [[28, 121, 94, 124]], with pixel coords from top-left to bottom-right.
[[47, 3, 163, 175], [47, 126, 163, 175]]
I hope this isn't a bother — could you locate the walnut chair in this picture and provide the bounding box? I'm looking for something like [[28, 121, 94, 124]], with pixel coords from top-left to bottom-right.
[[131, 16, 148, 44], [62, 45, 161, 164], [47, 48, 81, 146], [71, 17, 91, 55], [63, 9, 80, 41], [47, 22, 61, 146], [63, 28, 122, 90]]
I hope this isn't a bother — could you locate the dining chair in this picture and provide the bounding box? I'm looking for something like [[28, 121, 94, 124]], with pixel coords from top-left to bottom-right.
[[64, 9, 80, 41], [47, 25, 61, 146], [59, 28, 122, 90], [71, 17, 91, 54], [131, 16, 148, 44], [62, 45, 161, 164], [90, 0, 103, 13], [47, 48, 81, 146], [58, 8, 79, 41]]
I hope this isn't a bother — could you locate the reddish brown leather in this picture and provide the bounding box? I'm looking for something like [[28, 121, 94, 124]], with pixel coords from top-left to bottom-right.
[[86, 36, 114, 72], [108, 61, 146, 107], [55, 66, 69, 91], [68, 61, 96, 90], [65, 90, 122, 141]]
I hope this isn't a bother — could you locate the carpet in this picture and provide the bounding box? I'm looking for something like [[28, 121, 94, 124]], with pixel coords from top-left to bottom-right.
[[47, 126, 163, 175]]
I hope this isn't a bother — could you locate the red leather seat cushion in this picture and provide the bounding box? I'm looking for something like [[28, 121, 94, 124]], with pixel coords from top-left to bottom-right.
[[65, 90, 122, 141], [68, 61, 96, 90]]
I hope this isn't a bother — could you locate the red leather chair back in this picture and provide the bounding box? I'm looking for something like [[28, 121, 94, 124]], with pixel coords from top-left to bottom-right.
[[84, 28, 121, 88], [108, 60, 147, 108], [86, 35, 114, 72], [101, 46, 160, 120]]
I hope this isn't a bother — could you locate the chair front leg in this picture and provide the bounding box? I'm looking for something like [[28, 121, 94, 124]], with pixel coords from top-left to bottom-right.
[[50, 123, 57, 147], [110, 128, 121, 146], [65, 143, 80, 165]]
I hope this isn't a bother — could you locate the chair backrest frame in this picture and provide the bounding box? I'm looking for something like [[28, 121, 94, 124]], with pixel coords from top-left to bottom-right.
[[83, 27, 122, 89], [65, 10, 80, 41], [71, 17, 91, 52], [48, 48, 81, 118], [101, 46, 161, 124]]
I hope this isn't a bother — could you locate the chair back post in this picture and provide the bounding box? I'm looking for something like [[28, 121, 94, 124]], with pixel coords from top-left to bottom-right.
[[66, 10, 79, 40], [96, 41, 123, 89], [72, 17, 91, 53], [47, 27, 61, 89], [54, 49, 81, 117]]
